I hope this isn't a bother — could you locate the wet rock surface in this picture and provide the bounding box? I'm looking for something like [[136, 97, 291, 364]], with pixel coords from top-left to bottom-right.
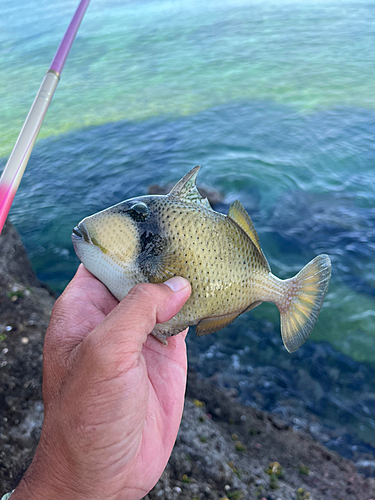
[[0, 220, 55, 490], [146, 375, 375, 500], [1, 220, 375, 499]]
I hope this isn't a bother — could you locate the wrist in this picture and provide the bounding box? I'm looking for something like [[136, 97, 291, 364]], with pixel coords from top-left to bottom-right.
[[10, 448, 92, 500], [11, 473, 95, 500], [11, 477, 55, 500], [10, 465, 77, 500]]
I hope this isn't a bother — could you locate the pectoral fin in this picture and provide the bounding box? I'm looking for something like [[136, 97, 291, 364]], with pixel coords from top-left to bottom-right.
[[138, 251, 180, 282]]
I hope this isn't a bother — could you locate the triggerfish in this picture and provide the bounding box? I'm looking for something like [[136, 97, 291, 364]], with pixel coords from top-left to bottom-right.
[[72, 167, 331, 352]]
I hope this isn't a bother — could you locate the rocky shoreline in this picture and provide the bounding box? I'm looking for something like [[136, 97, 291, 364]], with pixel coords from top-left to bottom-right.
[[1, 220, 375, 500], [185, 313, 375, 478]]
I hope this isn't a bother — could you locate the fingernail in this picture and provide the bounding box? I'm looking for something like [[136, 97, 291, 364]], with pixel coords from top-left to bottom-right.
[[164, 276, 190, 292]]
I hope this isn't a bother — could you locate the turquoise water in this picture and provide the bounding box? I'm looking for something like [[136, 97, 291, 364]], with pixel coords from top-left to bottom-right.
[[2, 0, 375, 157], [1, 0, 375, 448]]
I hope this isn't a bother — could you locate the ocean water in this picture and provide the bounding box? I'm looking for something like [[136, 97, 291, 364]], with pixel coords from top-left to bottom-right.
[[1, 0, 375, 454]]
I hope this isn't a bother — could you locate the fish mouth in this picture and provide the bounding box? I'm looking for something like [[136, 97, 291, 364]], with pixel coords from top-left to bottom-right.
[[72, 222, 91, 244]]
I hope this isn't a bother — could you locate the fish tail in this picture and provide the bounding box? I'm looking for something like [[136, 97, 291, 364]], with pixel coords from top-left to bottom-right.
[[277, 254, 331, 352]]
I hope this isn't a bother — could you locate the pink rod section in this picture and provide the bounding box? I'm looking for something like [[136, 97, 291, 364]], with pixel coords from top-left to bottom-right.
[[0, 185, 16, 233], [0, 0, 91, 235], [50, 0, 91, 74]]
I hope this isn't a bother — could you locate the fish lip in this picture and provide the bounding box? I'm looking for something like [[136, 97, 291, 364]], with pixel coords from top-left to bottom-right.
[[71, 222, 91, 244]]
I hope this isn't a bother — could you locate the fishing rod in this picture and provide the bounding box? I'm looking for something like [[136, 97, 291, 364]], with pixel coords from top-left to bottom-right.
[[0, 0, 91, 234]]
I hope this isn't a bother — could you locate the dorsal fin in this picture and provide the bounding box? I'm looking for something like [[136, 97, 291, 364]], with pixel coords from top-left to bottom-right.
[[228, 200, 271, 271], [169, 166, 212, 210]]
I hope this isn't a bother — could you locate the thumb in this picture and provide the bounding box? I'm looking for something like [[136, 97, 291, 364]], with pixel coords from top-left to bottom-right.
[[84, 277, 191, 363]]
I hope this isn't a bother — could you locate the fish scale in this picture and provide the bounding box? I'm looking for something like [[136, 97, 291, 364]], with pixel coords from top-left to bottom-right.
[[72, 166, 331, 352]]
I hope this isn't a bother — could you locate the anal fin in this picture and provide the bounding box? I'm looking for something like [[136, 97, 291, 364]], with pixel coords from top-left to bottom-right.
[[244, 300, 262, 313], [195, 310, 243, 337]]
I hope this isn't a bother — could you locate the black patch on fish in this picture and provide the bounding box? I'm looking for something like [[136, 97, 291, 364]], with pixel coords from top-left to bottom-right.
[[138, 231, 172, 281], [139, 231, 166, 256]]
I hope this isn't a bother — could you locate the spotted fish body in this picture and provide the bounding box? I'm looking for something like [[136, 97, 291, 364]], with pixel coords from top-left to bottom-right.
[[72, 167, 331, 352]]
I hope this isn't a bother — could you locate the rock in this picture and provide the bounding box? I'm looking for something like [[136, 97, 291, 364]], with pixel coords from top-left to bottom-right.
[[145, 376, 375, 499], [0, 220, 55, 493]]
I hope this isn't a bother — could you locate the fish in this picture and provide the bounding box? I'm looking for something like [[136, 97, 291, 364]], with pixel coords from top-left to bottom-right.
[[72, 166, 331, 352]]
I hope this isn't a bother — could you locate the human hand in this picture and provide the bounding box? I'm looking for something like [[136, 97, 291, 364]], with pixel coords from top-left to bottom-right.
[[12, 265, 191, 500]]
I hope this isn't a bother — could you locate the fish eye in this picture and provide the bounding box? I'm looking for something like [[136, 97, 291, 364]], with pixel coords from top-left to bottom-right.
[[129, 202, 150, 222]]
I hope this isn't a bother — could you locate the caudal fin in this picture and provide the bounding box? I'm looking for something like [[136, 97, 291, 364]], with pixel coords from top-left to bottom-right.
[[279, 254, 331, 353]]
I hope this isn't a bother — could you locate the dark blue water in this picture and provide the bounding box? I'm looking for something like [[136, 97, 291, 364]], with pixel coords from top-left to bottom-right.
[[6, 103, 375, 364]]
